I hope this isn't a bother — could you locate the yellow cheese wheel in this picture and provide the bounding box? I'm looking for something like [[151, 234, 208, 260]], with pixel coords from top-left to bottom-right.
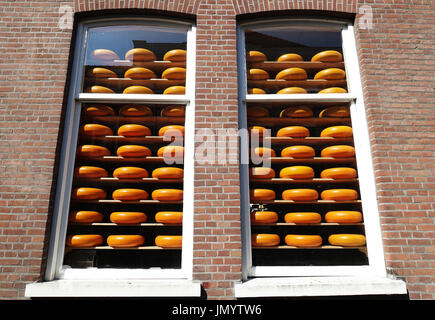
[[66, 234, 103, 247], [84, 85, 114, 94], [113, 167, 149, 179], [157, 146, 184, 158], [275, 68, 307, 80], [282, 189, 319, 201], [249, 167, 275, 179], [248, 68, 269, 80], [279, 166, 315, 179], [325, 211, 362, 223], [281, 146, 315, 158], [117, 124, 151, 137], [247, 88, 267, 94], [110, 212, 147, 224], [280, 106, 313, 118], [152, 189, 183, 201], [77, 145, 111, 157], [251, 234, 280, 247], [246, 51, 267, 62], [107, 235, 145, 248], [80, 124, 113, 136], [87, 67, 117, 78], [161, 105, 185, 117], [163, 49, 187, 62], [119, 105, 153, 117], [124, 67, 156, 79], [152, 167, 184, 179], [71, 187, 106, 200], [321, 126, 353, 138], [320, 189, 358, 201], [158, 125, 185, 137], [123, 86, 154, 94], [276, 126, 310, 138], [285, 235, 322, 247], [112, 188, 148, 201], [155, 211, 183, 224], [314, 68, 346, 80], [320, 167, 357, 179], [74, 166, 108, 179], [318, 87, 347, 94], [284, 212, 321, 224], [163, 86, 185, 95], [250, 189, 276, 202], [116, 145, 151, 158], [92, 49, 119, 61], [155, 235, 182, 248], [69, 211, 104, 224], [83, 104, 115, 116], [277, 87, 307, 94], [249, 126, 270, 138], [277, 53, 303, 62], [328, 234, 366, 247], [311, 50, 343, 62], [161, 67, 186, 80], [321, 145, 355, 158], [250, 211, 278, 224], [125, 48, 156, 61], [319, 106, 350, 118], [247, 106, 269, 118], [252, 147, 276, 158]]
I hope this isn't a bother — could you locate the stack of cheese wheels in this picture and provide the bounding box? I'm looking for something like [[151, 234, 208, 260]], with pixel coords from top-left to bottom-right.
[[285, 235, 322, 247], [251, 234, 280, 247], [113, 167, 149, 179], [328, 234, 366, 247], [250, 189, 276, 202], [71, 187, 106, 200], [280, 106, 313, 118], [277, 87, 307, 94], [248, 88, 267, 94], [155, 235, 182, 248], [152, 167, 184, 179], [252, 147, 276, 158], [276, 126, 310, 138], [280, 166, 314, 179], [246, 50, 267, 62], [311, 50, 342, 62], [117, 124, 151, 137], [158, 125, 185, 137], [320, 167, 357, 179], [85, 85, 115, 94], [163, 49, 187, 62], [152, 189, 183, 201], [112, 188, 149, 201], [123, 86, 154, 94], [163, 86, 185, 94], [157, 145, 184, 158], [110, 212, 147, 224], [75, 166, 108, 179], [247, 106, 269, 118], [250, 211, 278, 224], [69, 211, 104, 223], [284, 212, 321, 224], [77, 145, 111, 157], [107, 235, 145, 248], [318, 87, 347, 94], [161, 67, 186, 80], [248, 68, 269, 80], [325, 211, 362, 223], [80, 124, 113, 136], [155, 211, 183, 224], [282, 189, 318, 201], [125, 48, 156, 62], [320, 126, 353, 138], [161, 105, 185, 117], [319, 106, 350, 118], [249, 126, 269, 138], [281, 146, 315, 158], [314, 68, 346, 80], [87, 67, 117, 78], [116, 145, 151, 157], [119, 105, 153, 117], [249, 167, 275, 179], [275, 68, 307, 80], [277, 53, 303, 62], [83, 104, 115, 116], [92, 49, 119, 62], [321, 145, 355, 158], [66, 234, 103, 247], [320, 189, 358, 201], [124, 67, 156, 79]]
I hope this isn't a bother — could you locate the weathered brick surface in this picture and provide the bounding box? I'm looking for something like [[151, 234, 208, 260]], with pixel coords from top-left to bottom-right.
[[0, 0, 433, 299]]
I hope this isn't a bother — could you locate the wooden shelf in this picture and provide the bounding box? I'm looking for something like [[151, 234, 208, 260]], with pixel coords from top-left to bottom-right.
[[252, 222, 364, 226], [249, 61, 345, 72], [88, 78, 185, 90], [66, 245, 181, 250], [263, 137, 354, 146], [248, 117, 351, 127], [69, 222, 182, 227], [250, 178, 358, 185], [247, 79, 347, 91], [81, 116, 185, 126], [252, 200, 362, 205], [86, 61, 186, 70], [253, 245, 366, 253], [70, 199, 183, 204], [254, 157, 356, 165], [77, 156, 183, 164], [79, 135, 181, 145], [74, 177, 183, 185]]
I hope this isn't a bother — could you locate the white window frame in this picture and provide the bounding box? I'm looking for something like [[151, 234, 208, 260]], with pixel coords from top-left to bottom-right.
[[238, 19, 387, 279]]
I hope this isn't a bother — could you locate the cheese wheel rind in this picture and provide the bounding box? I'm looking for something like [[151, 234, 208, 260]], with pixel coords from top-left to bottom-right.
[[318, 87, 347, 94], [275, 67, 307, 80], [158, 125, 185, 137], [161, 67, 186, 80], [248, 68, 269, 80], [124, 67, 156, 79], [280, 106, 313, 118], [320, 126, 353, 138], [277, 126, 310, 138], [249, 167, 275, 179], [251, 234, 280, 247], [277, 87, 307, 94], [319, 106, 350, 118], [87, 67, 117, 78], [69, 211, 104, 223], [320, 167, 357, 179], [279, 166, 314, 179], [107, 235, 145, 248], [285, 234, 322, 247], [163, 49, 187, 62], [152, 167, 184, 179], [77, 145, 111, 157], [71, 187, 106, 200], [66, 234, 104, 247], [112, 188, 149, 201], [75, 166, 108, 179], [314, 68, 346, 80], [113, 167, 149, 179], [248, 88, 267, 94], [328, 234, 366, 247], [325, 211, 363, 223], [161, 105, 185, 117], [151, 189, 183, 201], [119, 105, 153, 117], [321, 145, 355, 158], [163, 86, 185, 95], [85, 85, 115, 94], [155, 211, 183, 224], [246, 51, 267, 62], [92, 49, 119, 61], [123, 86, 154, 94], [253, 147, 276, 158], [155, 235, 182, 248], [110, 212, 147, 224], [250, 211, 279, 224], [125, 48, 156, 61], [311, 50, 343, 62], [281, 146, 315, 158], [83, 104, 115, 116], [250, 189, 276, 201], [116, 145, 151, 157], [284, 212, 321, 224], [282, 189, 319, 201], [117, 124, 151, 137], [277, 53, 303, 62], [320, 189, 358, 201]]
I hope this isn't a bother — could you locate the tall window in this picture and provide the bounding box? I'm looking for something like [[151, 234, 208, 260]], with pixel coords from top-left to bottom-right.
[[45, 18, 196, 280]]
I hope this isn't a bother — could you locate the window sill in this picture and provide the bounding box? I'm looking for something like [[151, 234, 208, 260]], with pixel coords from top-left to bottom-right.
[[234, 276, 407, 298], [25, 279, 201, 298]]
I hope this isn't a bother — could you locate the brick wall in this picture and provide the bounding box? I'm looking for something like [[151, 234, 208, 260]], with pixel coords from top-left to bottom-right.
[[0, 0, 433, 300]]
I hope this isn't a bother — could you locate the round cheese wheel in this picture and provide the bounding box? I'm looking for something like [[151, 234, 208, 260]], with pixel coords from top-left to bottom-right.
[[116, 145, 151, 158], [276, 126, 310, 138], [77, 145, 110, 157], [161, 67, 186, 80], [328, 234, 366, 247], [163, 49, 187, 62], [275, 68, 307, 80], [83, 104, 115, 116], [280, 106, 313, 118], [107, 235, 145, 248], [277, 53, 303, 62], [249, 126, 270, 138], [163, 86, 185, 95], [119, 105, 153, 117], [69, 211, 104, 224], [158, 125, 185, 137], [321, 145, 355, 158], [161, 105, 185, 117], [113, 167, 149, 179], [279, 166, 314, 179], [321, 126, 353, 138], [110, 212, 147, 224], [277, 87, 307, 94], [320, 167, 357, 179], [152, 167, 184, 179], [157, 145, 184, 158], [284, 212, 321, 224], [125, 48, 156, 61], [84, 85, 115, 94], [314, 68, 346, 80], [117, 124, 151, 137], [124, 67, 156, 79], [319, 106, 350, 118], [152, 189, 183, 201], [282, 189, 319, 201], [251, 234, 280, 247], [320, 189, 358, 201], [80, 124, 113, 136], [71, 187, 106, 200], [247, 88, 267, 94], [285, 235, 322, 247], [249, 167, 275, 179], [246, 51, 267, 62], [112, 188, 148, 201], [250, 189, 276, 202], [247, 106, 269, 118], [250, 211, 278, 224], [92, 49, 119, 61], [325, 211, 362, 223], [155, 235, 182, 248], [253, 147, 276, 158], [318, 87, 347, 94], [281, 146, 315, 158], [87, 67, 117, 78], [123, 86, 154, 94], [75, 166, 108, 179], [155, 211, 183, 224], [66, 234, 103, 247], [248, 68, 269, 80], [311, 50, 342, 62]]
